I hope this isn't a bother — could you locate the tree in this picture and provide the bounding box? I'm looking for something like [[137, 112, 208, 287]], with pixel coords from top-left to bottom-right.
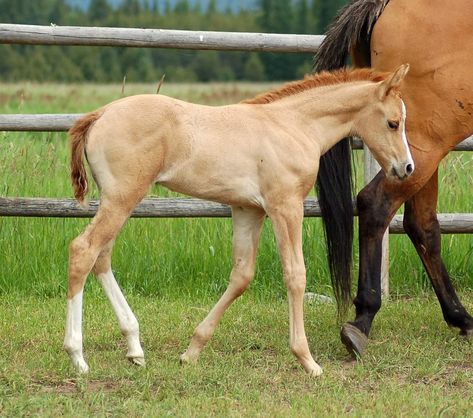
[[295, 0, 309, 34], [207, 0, 217, 16], [243, 54, 265, 81], [174, 0, 190, 15], [88, 0, 111, 23], [50, 0, 69, 24], [121, 0, 142, 16], [151, 0, 159, 15], [258, 0, 296, 80]]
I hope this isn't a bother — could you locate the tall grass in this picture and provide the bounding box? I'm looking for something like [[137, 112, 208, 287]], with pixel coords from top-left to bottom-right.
[[0, 82, 472, 299]]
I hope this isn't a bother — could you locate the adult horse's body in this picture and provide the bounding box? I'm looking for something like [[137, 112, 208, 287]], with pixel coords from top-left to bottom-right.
[[315, 0, 473, 357], [65, 67, 412, 376]]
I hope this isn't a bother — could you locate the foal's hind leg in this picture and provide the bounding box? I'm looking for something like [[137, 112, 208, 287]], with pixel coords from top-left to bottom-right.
[[268, 200, 322, 377], [403, 170, 473, 336], [93, 240, 145, 366], [180, 206, 265, 364], [64, 193, 146, 372]]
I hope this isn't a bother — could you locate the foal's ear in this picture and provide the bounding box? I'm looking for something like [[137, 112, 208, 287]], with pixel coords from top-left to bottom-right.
[[377, 63, 410, 100]]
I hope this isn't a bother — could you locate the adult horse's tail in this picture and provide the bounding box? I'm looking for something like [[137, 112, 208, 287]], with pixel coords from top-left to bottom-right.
[[69, 112, 101, 204], [314, 0, 390, 316]]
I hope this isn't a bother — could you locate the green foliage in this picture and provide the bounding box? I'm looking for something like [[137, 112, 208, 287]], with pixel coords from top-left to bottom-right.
[[0, 0, 349, 82], [243, 54, 265, 81]]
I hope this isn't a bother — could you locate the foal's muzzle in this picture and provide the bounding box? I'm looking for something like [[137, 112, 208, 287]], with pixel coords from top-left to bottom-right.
[[391, 161, 415, 180]]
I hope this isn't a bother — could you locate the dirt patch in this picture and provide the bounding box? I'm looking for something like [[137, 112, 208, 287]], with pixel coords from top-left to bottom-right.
[[31, 378, 131, 394]]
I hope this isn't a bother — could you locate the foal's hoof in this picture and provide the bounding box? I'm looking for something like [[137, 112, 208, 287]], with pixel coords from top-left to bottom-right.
[[127, 356, 146, 367], [179, 352, 198, 365], [68, 354, 89, 374], [72, 359, 89, 374], [307, 364, 323, 378], [340, 323, 368, 359]]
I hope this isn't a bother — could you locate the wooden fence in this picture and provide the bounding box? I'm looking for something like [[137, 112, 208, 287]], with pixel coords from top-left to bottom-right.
[[1, 23, 473, 293]]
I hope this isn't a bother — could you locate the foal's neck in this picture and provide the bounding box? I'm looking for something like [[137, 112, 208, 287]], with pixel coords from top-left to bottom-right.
[[273, 81, 376, 155]]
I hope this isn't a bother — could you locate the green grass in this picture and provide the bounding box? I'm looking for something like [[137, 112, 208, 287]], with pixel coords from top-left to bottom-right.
[[0, 293, 472, 417]]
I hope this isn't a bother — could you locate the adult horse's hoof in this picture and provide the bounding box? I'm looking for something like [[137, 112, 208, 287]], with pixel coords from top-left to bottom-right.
[[340, 323, 368, 359], [460, 328, 473, 338]]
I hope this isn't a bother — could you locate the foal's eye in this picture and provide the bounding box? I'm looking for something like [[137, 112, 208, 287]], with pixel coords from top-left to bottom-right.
[[388, 120, 399, 130]]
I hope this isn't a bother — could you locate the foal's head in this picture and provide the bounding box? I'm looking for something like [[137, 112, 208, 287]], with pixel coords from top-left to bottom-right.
[[354, 64, 414, 180]]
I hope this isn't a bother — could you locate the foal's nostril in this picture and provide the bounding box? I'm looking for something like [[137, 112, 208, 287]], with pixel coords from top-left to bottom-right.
[[406, 163, 414, 175]]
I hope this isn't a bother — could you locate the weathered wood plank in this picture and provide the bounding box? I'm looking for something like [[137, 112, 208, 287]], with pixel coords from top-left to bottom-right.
[[0, 197, 471, 234], [0, 24, 324, 53], [0, 197, 322, 218], [389, 214, 473, 234], [0, 114, 82, 132]]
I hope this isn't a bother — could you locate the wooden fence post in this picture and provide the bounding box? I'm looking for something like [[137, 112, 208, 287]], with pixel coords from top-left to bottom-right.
[[363, 146, 390, 297]]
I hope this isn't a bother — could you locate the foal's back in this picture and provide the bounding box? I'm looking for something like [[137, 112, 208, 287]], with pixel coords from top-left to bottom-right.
[[85, 94, 315, 207]]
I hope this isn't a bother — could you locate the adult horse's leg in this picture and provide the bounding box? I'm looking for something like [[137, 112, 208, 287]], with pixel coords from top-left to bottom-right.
[[341, 145, 444, 357], [269, 200, 322, 377], [180, 206, 265, 364], [342, 141, 473, 356], [403, 171, 473, 336], [92, 240, 145, 366]]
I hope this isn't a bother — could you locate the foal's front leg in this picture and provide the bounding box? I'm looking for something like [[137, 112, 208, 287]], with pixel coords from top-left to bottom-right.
[[269, 201, 322, 377], [180, 206, 265, 364]]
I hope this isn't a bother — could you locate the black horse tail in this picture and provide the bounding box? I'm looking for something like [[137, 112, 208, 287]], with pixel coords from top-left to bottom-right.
[[314, 0, 390, 317]]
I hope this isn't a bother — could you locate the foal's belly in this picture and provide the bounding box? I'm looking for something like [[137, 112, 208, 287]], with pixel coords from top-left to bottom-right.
[[156, 162, 267, 208]]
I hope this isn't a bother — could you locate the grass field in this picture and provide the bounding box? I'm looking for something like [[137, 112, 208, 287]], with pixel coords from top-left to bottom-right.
[[0, 82, 472, 416], [1, 293, 472, 417]]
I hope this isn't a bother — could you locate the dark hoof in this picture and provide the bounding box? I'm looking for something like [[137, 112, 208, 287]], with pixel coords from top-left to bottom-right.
[[340, 323, 368, 359], [459, 328, 473, 338]]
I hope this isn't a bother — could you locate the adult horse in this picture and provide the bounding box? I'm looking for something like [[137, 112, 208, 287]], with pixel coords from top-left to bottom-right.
[[65, 66, 412, 376], [315, 0, 473, 357]]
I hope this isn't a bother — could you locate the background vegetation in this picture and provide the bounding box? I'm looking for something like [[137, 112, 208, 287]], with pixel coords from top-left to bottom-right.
[[0, 0, 348, 82]]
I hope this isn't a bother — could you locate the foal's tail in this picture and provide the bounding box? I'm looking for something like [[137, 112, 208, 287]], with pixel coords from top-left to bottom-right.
[[314, 0, 390, 317], [69, 111, 101, 204]]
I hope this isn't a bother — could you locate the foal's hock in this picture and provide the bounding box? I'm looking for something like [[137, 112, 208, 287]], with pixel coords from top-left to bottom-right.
[[65, 65, 412, 376]]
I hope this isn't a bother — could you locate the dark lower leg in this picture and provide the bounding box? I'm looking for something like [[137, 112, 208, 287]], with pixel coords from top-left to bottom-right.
[[352, 174, 401, 333], [403, 172, 473, 334], [341, 173, 408, 357]]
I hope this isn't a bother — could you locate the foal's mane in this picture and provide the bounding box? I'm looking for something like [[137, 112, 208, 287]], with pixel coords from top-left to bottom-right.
[[242, 68, 391, 105]]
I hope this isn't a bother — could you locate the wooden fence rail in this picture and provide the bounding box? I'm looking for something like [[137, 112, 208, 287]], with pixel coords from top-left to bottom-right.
[[1, 197, 472, 234], [0, 23, 324, 53]]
